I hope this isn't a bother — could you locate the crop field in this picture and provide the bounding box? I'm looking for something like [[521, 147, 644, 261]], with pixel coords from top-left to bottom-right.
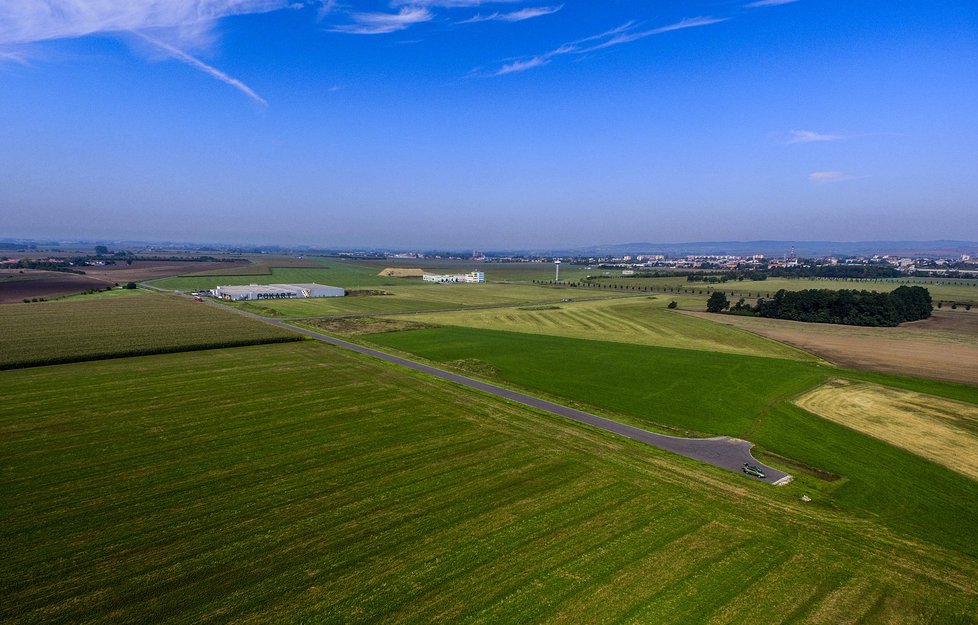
[[2, 342, 976, 624], [53, 286, 147, 301], [367, 326, 978, 557], [580, 275, 978, 306], [0, 293, 298, 369], [878, 276, 978, 305], [152, 265, 379, 291], [795, 379, 978, 480], [0, 269, 110, 303], [296, 316, 435, 336], [0, 260, 259, 303], [367, 327, 828, 436], [222, 283, 613, 318], [152, 262, 419, 291], [357, 258, 593, 283], [77, 259, 252, 283], [392, 297, 814, 361], [186, 254, 326, 276], [682, 309, 978, 385], [153, 259, 592, 292]]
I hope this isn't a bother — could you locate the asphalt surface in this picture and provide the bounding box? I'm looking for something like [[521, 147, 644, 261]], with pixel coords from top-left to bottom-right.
[[208, 299, 792, 485]]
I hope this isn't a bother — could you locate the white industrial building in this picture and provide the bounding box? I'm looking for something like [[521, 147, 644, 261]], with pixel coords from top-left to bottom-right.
[[422, 271, 485, 284], [211, 283, 345, 301]]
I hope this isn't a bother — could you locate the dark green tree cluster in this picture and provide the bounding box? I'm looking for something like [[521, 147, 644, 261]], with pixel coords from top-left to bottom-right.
[[686, 272, 766, 283], [753, 286, 932, 326], [7, 258, 86, 274], [706, 291, 729, 313], [890, 285, 934, 321]]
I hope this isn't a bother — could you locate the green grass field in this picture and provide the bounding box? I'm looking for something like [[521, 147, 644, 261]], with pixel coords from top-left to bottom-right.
[[222, 283, 615, 318], [0, 293, 299, 368], [579, 275, 978, 306], [3, 342, 975, 624], [151, 263, 397, 291], [357, 258, 593, 283], [393, 297, 814, 360], [151, 259, 593, 292], [367, 326, 978, 559], [186, 254, 326, 276]]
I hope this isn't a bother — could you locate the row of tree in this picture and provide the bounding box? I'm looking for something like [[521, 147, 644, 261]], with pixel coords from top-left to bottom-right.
[[707, 286, 933, 327], [767, 265, 901, 279], [686, 273, 768, 283]]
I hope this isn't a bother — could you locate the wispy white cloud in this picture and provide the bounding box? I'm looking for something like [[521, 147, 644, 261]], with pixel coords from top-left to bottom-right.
[[392, 0, 521, 6], [495, 55, 549, 75], [579, 16, 728, 53], [786, 129, 844, 144], [468, 21, 633, 77], [809, 171, 861, 184], [0, 1, 303, 47], [330, 7, 433, 34], [746, 0, 800, 8], [486, 16, 727, 76], [0, 1, 295, 103], [562, 21, 636, 48], [135, 32, 267, 106], [462, 5, 563, 24]]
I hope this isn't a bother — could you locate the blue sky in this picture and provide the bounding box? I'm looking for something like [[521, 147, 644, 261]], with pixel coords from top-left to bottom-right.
[[1, 1, 976, 248]]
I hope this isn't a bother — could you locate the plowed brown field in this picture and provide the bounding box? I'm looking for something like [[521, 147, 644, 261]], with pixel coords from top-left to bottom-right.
[[683, 310, 978, 385], [0, 271, 109, 303], [79, 259, 250, 282]]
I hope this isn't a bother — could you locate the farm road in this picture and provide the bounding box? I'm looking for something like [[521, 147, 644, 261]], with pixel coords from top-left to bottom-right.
[[212, 300, 792, 485]]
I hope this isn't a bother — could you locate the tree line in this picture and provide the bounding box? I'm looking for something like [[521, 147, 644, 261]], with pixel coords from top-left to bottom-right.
[[707, 286, 933, 327], [766, 265, 901, 279]]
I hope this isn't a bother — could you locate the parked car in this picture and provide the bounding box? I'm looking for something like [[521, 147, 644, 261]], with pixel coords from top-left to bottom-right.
[[742, 463, 766, 478]]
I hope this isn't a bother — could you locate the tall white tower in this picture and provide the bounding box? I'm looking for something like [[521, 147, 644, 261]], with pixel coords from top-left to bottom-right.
[[555, 260, 561, 281]]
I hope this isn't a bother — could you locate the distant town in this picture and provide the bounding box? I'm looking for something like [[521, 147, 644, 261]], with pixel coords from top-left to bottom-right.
[[3, 238, 976, 279], [396, 249, 978, 278]]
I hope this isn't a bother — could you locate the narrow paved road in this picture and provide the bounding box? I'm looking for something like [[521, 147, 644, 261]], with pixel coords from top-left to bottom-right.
[[209, 299, 792, 485]]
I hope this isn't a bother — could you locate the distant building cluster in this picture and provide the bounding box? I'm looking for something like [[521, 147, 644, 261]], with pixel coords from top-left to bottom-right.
[[422, 271, 485, 284], [211, 283, 345, 301], [573, 250, 978, 277], [870, 254, 978, 276]]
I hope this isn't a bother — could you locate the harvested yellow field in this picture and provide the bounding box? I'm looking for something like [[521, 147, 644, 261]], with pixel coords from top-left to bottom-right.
[[378, 267, 424, 277], [795, 379, 978, 481]]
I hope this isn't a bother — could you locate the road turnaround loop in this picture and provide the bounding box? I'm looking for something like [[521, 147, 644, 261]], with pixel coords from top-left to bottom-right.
[[206, 297, 793, 485]]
